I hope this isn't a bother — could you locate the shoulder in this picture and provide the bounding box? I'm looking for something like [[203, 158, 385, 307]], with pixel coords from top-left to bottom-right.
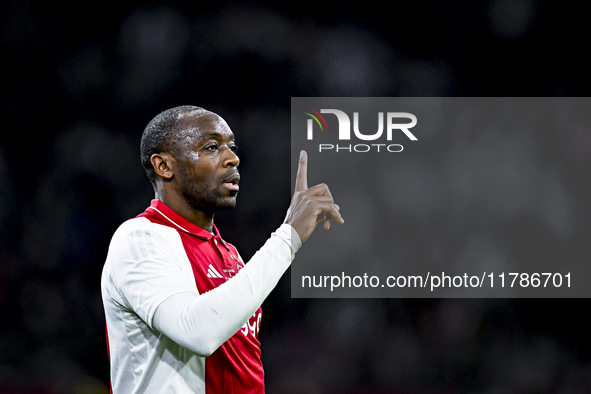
[[102, 217, 186, 289], [109, 216, 179, 253], [112, 215, 169, 236], [102, 216, 199, 321]]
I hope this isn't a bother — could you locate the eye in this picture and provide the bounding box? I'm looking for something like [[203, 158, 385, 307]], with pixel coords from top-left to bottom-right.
[[230, 144, 238, 153], [204, 143, 218, 151]]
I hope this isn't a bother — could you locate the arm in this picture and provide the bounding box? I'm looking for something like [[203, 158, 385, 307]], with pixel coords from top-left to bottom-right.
[[151, 224, 299, 356]]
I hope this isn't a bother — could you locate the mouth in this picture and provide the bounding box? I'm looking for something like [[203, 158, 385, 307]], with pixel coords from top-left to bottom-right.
[[222, 172, 240, 192]]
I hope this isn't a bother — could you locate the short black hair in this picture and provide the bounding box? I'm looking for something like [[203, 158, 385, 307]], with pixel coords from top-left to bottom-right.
[[140, 105, 203, 186]]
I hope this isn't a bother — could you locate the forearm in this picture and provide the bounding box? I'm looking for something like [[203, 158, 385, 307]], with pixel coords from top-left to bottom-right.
[[152, 224, 300, 356]]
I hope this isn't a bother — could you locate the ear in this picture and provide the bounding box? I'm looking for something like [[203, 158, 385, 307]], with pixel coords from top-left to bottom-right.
[[151, 153, 175, 181]]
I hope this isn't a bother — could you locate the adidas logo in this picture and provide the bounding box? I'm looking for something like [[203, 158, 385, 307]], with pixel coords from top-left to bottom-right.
[[207, 264, 224, 279]]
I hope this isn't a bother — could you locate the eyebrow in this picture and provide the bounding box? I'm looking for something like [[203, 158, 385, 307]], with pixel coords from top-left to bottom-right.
[[182, 129, 235, 142], [201, 131, 235, 140]]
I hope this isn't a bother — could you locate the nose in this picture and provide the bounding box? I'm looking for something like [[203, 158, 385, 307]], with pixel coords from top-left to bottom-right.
[[222, 145, 240, 168]]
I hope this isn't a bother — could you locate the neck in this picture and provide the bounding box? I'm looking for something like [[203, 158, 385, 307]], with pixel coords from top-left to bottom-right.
[[155, 190, 215, 233]]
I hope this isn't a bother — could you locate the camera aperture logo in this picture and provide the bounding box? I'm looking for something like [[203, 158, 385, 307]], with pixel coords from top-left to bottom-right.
[[303, 108, 417, 153]]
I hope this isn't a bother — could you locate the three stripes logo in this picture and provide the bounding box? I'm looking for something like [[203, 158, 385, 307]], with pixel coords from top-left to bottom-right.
[[207, 264, 224, 279]]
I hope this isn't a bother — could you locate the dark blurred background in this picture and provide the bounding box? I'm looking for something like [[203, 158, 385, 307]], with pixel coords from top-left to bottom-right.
[[1, 1, 590, 393]]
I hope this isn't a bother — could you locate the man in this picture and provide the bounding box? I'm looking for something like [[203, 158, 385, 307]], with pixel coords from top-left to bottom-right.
[[101, 105, 343, 393]]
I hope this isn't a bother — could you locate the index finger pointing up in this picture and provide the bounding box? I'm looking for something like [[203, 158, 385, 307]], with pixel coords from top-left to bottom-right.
[[295, 150, 308, 191]]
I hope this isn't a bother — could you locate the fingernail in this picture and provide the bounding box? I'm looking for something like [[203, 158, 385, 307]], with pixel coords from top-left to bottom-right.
[[300, 150, 304, 159]]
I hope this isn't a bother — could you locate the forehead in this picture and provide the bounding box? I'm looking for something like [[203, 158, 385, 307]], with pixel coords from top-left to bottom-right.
[[177, 109, 234, 141]]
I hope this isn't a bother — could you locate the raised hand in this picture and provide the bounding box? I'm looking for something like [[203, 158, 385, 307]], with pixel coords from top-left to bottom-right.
[[284, 150, 344, 243]]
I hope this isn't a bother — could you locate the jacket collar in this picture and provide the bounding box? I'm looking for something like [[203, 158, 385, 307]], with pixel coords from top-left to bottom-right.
[[146, 199, 228, 247]]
